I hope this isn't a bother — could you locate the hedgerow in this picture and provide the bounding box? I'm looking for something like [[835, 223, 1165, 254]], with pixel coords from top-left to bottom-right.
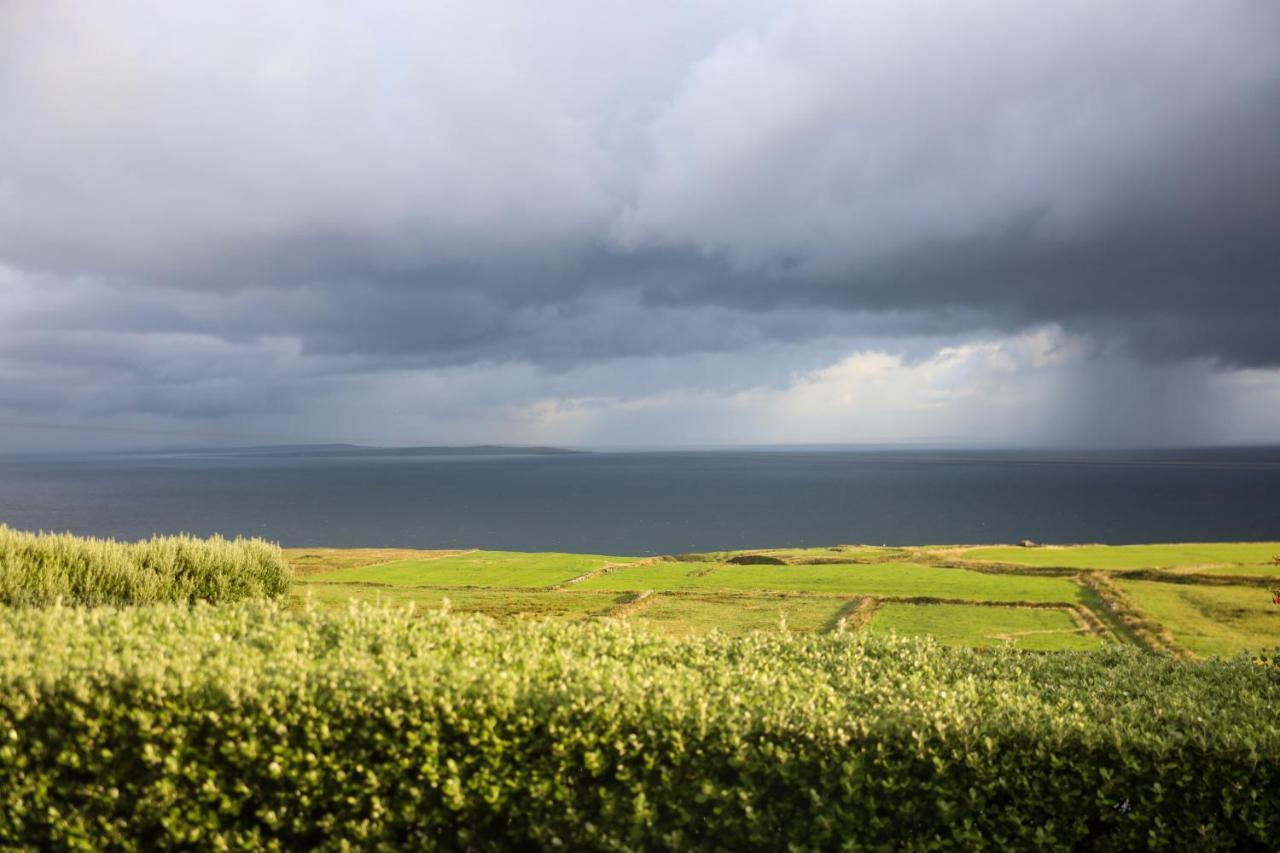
[[0, 602, 1276, 849], [0, 526, 289, 606]]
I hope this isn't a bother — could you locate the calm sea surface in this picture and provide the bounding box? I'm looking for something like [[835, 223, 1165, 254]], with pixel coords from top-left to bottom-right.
[[1, 448, 1278, 554]]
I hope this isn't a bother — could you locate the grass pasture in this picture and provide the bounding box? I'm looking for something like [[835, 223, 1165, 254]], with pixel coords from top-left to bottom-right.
[[625, 592, 849, 637], [578, 560, 1084, 603], [1114, 579, 1280, 657], [307, 549, 639, 588], [296, 583, 626, 621], [868, 602, 1105, 652], [721, 545, 905, 562], [280, 539, 1280, 654], [283, 547, 465, 576], [956, 542, 1280, 571], [1167, 562, 1280, 578]]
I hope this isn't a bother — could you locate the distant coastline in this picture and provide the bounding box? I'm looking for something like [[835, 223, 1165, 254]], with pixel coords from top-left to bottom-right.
[[110, 443, 587, 459]]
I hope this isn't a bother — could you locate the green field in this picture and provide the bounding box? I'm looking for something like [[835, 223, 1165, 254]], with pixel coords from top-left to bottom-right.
[[1114, 579, 1280, 657], [298, 584, 628, 620], [957, 542, 1280, 570], [576, 560, 1083, 602], [1170, 563, 1280, 578], [629, 593, 849, 637], [308, 549, 639, 588], [867, 603, 1104, 652], [284, 540, 1280, 656], [718, 545, 904, 561]]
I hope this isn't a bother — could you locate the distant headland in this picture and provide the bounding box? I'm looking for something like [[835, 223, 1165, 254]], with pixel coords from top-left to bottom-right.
[[122, 443, 586, 458]]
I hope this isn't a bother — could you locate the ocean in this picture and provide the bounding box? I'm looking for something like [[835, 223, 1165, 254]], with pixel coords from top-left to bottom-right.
[[1, 447, 1278, 554]]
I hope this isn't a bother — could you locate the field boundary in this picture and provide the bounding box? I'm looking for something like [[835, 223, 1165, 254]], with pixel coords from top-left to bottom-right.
[[550, 558, 657, 591], [832, 597, 878, 633], [927, 559, 1083, 577], [1077, 573, 1191, 658], [1108, 569, 1277, 588], [1066, 604, 1112, 640], [605, 590, 657, 619]]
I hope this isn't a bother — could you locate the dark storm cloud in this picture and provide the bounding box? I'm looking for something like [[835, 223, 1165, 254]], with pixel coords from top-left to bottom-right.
[[1, 0, 1278, 434]]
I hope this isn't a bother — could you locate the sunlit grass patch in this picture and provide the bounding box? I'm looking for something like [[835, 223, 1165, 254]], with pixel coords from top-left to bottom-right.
[[294, 584, 628, 620], [1167, 563, 1280, 578], [308, 549, 640, 588], [574, 561, 723, 590], [1114, 579, 1280, 657], [285, 547, 465, 576], [626, 593, 848, 637], [586, 561, 1083, 603], [957, 543, 1280, 570], [726, 545, 904, 562], [867, 602, 1104, 652]]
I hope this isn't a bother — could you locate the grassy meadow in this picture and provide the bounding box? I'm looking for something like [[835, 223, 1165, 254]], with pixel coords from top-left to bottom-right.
[[867, 602, 1105, 652], [306, 549, 640, 588], [1115, 579, 1280, 657], [288, 540, 1280, 657], [955, 542, 1280, 570], [574, 559, 1084, 602], [623, 592, 849, 637]]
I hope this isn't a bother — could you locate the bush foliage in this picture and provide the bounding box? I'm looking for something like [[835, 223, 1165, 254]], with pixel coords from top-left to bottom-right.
[[0, 526, 289, 607], [0, 602, 1276, 849]]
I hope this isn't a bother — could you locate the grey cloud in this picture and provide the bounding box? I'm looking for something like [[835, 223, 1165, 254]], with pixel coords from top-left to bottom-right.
[[0, 0, 1278, 439]]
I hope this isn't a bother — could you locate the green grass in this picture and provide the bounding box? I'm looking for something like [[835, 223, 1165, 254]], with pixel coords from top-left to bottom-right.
[[1168, 563, 1280, 578], [307, 550, 639, 588], [298, 582, 849, 634], [294, 583, 625, 620], [867, 603, 1104, 652], [13, 527, 1274, 654], [629, 593, 848, 637], [578, 561, 1083, 603], [285, 547, 465, 576], [724, 545, 903, 561], [572, 560, 723, 590], [0, 525, 290, 606], [1114, 579, 1280, 657], [957, 543, 1280, 570]]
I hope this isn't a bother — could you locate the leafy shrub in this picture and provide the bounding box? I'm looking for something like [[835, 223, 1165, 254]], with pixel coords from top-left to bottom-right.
[[0, 602, 1276, 849], [0, 526, 289, 607]]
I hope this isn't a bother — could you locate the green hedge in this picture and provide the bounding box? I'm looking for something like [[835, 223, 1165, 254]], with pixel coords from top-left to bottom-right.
[[0, 602, 1276, 849], [0, 526, 289, 606]]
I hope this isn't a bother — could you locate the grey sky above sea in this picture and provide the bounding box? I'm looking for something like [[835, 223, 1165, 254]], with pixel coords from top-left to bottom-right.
[[2, 1, 1279, 451]]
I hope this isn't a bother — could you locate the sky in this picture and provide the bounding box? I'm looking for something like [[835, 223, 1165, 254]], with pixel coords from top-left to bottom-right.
[[2, 0, 1279, 451]]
